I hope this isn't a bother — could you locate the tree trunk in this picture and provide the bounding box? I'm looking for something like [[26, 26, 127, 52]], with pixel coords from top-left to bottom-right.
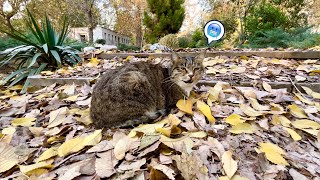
[[87, 9, 94, 43], [135, 11, 142, 47]]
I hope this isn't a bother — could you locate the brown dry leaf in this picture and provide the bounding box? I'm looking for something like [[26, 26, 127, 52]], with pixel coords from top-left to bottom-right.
[[262, 81, 272, 92], [240, 104, 262, 117], [288, 104, 307, 118], [87, 140, 113, 153], [208, 82, 223, 102], [48, 107, 68, 128], [150, 160, 175, 180], [95, 150, 118, 178], [207, 137, 225, 159], [196, 100, 215, 123], [222, 150, 238, 178], [58, 166, 81, 180], [118, 158, 146, 172], [0, 142, 19, 173], [176, 99, 193, 115]]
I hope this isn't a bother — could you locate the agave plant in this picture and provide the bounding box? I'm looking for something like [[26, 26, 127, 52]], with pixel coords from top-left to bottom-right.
[[0, 9, 81, 92]]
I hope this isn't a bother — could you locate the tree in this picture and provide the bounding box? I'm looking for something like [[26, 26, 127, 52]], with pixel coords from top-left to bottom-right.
[[112, 0, 146, 47], [143, 0, 185, 43], [0, 0, 27, 32]]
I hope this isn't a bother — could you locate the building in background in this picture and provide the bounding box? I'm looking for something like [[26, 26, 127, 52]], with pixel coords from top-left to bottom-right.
[[69, 25, 131, 46]]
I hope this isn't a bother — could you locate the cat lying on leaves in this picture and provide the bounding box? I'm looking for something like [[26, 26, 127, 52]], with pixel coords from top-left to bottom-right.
[[90, 52, 205, 128]]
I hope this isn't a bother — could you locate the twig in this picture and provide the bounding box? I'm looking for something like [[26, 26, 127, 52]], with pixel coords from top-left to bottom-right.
[[288, 76, 308, 99]]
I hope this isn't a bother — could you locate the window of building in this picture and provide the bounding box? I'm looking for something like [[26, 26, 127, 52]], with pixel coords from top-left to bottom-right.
[[80, 35, 86, 42]]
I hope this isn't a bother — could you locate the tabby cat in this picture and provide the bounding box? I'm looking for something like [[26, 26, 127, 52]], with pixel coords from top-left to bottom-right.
[[90, 52, 205, 128]]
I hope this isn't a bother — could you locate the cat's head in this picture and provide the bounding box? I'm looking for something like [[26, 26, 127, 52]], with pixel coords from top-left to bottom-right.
[[170, 52, 205, 96]]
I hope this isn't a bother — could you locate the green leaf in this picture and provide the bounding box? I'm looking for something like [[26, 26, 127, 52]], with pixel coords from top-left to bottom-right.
[[28, 53, 43, 68], [50, 50, 61, 67], [43, 44, 49, 53]]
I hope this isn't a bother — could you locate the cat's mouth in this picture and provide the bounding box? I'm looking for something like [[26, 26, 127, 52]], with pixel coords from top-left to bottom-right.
[[183, 79, 193, 84]]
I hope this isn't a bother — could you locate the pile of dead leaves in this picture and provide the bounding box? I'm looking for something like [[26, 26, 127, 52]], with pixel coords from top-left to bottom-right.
[[0, 79, 320, 179]]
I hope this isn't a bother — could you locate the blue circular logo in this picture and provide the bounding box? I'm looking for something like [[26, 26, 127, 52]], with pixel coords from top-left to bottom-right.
[[204, 20, 225, 44]]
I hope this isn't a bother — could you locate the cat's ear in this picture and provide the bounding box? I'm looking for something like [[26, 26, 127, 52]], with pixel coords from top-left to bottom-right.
[[171, 52, 181, 64], [195, 51, 206, 64]]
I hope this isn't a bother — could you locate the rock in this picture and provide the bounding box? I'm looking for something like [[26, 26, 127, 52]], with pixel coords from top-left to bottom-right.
[[100, 45, 117, 52], [83, 47, 96, 54], [150, 43, 170, 52]]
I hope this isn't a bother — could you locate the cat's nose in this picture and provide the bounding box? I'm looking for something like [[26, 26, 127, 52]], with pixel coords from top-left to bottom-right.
[[188, 74, 194, 79]]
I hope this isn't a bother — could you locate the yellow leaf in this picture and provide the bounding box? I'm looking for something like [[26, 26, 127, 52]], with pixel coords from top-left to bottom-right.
[[188, 131, 207, 138], [259, 142, 289, 166], [271, 115, 291, 127], [284, 127, 302, 141], [219, 176, 229, 180], [240, 104, 262, 117], [0, 142, 19, 173], [58, 137, 85, 157], [229, 123, 255, 134], [231, 175, 250, 180], [11, 117, 36, 127], [155, 49, 162, 53], [225, 114, 245, 126], [176, 99, 193, 115], [197, 101, 215, 123], [25, 168, 49, 177], [8, 85, 23, 91], [292, 120, 320, 130], [160, 135, 194, 154], [208, 82, 223, 102], [37, 146, 59, 162], [83, 130, 102, 146], [294, 93, 314, 105], [65, 94, 79, 102], [248, 98, 270, 111], [87, 57, 99, 67], [128, 119, 167, 137], [156, 127, 171, 137], [76, 108, 93, 125], [222, 151, 238, 178], [48, 107, 68, 128], [114, 136, 138, 160], [2, 127, 16, 135], [288, 104, 307, 118], [302, 86, 320, 99], [20, 159, 53, 174], [264, 150, 289, 166], [262, 81, 272, 92], [301, 129, 319, 136], [41, 71, 54, 76]]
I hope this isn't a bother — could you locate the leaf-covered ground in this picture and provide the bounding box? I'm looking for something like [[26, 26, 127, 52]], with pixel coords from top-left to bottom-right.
[[0, 56, 320, 180]]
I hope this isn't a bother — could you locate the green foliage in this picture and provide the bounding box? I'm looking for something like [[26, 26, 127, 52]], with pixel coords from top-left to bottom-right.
[[190, 28, 207, 48], [0, 9, 81, 92], [247, 27, 320, 49], [143, 0, 185, 43], [95, 39, 106, 45], [118, 43, 140, 51], [159, 34, 179, 49], [178, 36, 191, 48], [245, 2, 290, 36], [0, 34, 37, 51]]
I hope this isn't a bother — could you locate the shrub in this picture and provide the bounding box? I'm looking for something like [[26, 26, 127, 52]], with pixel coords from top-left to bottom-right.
[[159, 34, 179, 49], [178, 36, 190, 48], [247, 27, 320, 49], [0, 9, 81, 92], [118, 43, 140, 51], [95, 39, 106, 45]]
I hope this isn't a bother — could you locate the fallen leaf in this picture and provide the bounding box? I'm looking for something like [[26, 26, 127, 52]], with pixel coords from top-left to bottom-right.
[[11, 117, 36, 127], [288, 104, 307, 118], [176, 99, 193, 115], [150, 160, 175, 180], [196, 101, 215, 123], [48, 107, 68, 128], [225, 114, 245, 126], [259, 142, 289, 166], [284, 127, 302, 141], [82, 130, 102, 146], [95, 150, 118, 178], [0, 142, 19, 173], [222, 150, 238, 178], [302, 86, 320, 99], [294, 93, 314, 105], [271, 115, 291, 127], [229, 123, 255, 134], [292, 120, 320, 130], [248, 98, 270, 111], [37, 146, 59, 162], [160, 135, 194, 154], [240, 104, 262, 117], [20, 159, 53, 174], [262, 82, 272, 92], [57, 137, 84, 157]]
